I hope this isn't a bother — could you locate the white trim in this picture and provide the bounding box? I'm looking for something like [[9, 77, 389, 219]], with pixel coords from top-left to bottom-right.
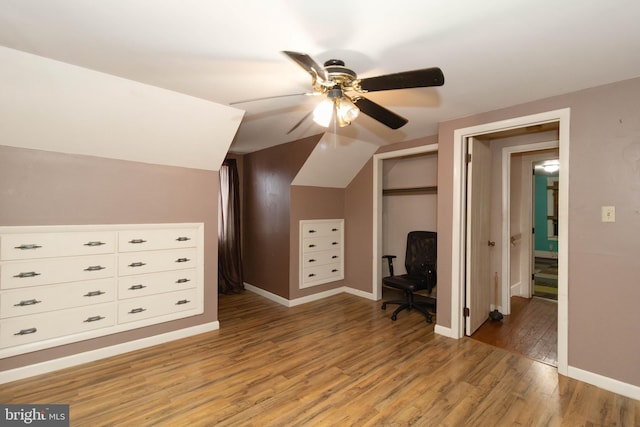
[[245, 283, 375, 307], [0, 321, 219, 385], [434, 325, 456, 338], [452, 108, 570, 376], [568, 366, 640, 400], [501, 140, 559, 315], [371, 144, 439, 303]]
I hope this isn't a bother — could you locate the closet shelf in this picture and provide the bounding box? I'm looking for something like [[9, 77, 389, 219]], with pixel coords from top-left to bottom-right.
[[383, 186, 437, 196]]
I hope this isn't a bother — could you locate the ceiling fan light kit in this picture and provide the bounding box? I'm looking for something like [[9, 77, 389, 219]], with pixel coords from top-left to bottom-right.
[[238, 51, 444, 133]]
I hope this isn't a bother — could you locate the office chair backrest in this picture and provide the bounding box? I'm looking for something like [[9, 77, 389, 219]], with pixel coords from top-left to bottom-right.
[[405, 231, 437, 279]]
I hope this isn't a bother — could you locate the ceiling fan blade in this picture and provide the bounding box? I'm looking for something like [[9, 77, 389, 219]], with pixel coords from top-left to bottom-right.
[[230, 92, 313, 105], [358, 67, 444, 92], [282, 51, 328, 81], [351, 97, 408, 129], [286, 110, 313, 134]]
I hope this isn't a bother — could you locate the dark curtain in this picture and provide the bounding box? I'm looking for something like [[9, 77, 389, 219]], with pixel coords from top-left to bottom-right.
[[218, 158, 244, 294]]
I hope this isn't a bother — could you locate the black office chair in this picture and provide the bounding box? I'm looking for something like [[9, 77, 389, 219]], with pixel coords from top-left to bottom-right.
[[381, 231, 437, 323]]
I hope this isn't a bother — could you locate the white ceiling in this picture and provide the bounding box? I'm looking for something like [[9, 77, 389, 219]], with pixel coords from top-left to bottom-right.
[[1, 0, 639, 154]]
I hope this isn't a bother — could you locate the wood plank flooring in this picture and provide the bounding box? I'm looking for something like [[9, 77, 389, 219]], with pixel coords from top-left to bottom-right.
[[1, 291, 638, 426], [471, 296, 558, 366]]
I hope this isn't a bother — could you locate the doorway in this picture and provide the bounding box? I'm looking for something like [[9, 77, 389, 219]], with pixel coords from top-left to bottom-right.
[[451, 108, 570, 375]]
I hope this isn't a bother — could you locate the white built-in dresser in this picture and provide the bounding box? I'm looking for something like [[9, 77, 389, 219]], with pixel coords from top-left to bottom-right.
[[299, 219, 344, 288], [0, 223, 204, 358]]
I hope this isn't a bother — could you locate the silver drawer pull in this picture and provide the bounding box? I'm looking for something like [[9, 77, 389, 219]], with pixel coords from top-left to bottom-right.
[[84, 241, 106, 247], [176, 237, 191, 241], [84, 315, 105, 323], [15, 328, 37, 336], [128, 239, 147, 244], [128, 262, 146, 268], [13, 271, 41, 278], [14, 299, 42, 307], [176, 278, 190, 284], [14, 244, 42, 250], [84, 290, 105, 297], [308, 259, 316, 263], [128, 308, 146, 314], [175, 258, 190, 263], [84, 265, 106, 271], [128, 284, 147, 290], [176, 299, 190, 305]]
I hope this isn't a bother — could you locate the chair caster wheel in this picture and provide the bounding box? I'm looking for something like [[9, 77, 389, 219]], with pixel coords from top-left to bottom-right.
[[381, 303, 387, 310], [391, 314, 397, 321]]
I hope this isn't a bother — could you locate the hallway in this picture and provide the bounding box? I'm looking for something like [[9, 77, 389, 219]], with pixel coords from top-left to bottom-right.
[[471, 296, 558, 367]]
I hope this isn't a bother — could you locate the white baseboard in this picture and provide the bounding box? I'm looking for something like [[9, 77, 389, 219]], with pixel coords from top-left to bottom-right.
[[0, 321, 219, 385], [434, 324, 456, 338], [243, 282, 376, 307], [568, 366, 640, 400]]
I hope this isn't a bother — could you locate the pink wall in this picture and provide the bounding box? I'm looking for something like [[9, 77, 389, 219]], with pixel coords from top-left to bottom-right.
[[0, 145, 219, 371], [435, 77, 640, 386]]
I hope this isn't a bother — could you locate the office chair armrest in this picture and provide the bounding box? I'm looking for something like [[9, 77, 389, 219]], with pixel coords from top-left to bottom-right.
[[382, 255, 396, 276]]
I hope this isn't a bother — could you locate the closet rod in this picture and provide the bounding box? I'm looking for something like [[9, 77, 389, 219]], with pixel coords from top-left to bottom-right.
[[382, 186, 437, 196]]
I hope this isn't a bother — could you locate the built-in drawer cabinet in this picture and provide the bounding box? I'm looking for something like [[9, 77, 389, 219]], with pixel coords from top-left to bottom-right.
[[118, 269, 197, 299], [0, 302, 115, 349], [1, 278, 115, 318], [0, 231, 116, 261], [1, 255, 116, 290], [118, 249, 197, 276], [299, 219, 344, 288], [0, 223, 204, 358], [118, 289, 198, 324]]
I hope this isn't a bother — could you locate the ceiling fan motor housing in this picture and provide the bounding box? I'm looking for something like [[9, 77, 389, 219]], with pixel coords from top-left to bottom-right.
[[323, 59, 357, 88]]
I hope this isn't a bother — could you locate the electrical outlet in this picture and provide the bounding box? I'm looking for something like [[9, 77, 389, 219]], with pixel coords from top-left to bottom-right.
[[601, 206, 615, 222]]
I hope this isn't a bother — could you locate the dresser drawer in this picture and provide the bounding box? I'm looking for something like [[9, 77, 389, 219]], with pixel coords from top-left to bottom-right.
[[301, 221, 342, 238], [302, 263, 342, 285], [0, 231, 116, 261], [119, 228, 198, 252], [0, 255, 116, 290], [118, 289, 198, 324], [0, 278, 115, 319], [118, 269, 197, 299], [302, 249, 341, 267], [0, 302, 115, 349], [301, 236, 342, 253], [118, 249, 197, 276]]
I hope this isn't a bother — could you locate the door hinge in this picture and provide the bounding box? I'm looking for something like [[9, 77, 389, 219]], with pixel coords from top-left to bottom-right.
[[467, 153, 472, 163], [463, 307, 470, 317], [532, 273, 535, 281], [532, 227, 535, 234]]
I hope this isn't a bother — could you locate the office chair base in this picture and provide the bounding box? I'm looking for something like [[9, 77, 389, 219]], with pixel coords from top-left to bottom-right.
[[381, 294, 434, 323]]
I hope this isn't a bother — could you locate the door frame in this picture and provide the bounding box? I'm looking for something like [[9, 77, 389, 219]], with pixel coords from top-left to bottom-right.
[[451, 108, 570, 375], [372, 143, 439, 300], [501, 140, 559, 314]]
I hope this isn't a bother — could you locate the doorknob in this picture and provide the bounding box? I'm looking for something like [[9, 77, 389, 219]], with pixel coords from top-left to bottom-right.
[[488, 240, 496, 247]]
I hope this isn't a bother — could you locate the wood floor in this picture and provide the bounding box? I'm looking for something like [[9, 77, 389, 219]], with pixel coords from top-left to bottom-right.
[[1, 291, 638, 426], [471, 296, 558, 367]]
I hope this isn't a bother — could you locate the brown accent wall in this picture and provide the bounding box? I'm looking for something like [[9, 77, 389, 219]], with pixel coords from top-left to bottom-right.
[[242, 135, 321, 298], [0, 145, 219, 371], [289, 186, 345, 299]]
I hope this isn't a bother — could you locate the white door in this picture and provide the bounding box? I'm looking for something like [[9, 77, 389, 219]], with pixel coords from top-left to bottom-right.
[[465, 137, 493, 335]]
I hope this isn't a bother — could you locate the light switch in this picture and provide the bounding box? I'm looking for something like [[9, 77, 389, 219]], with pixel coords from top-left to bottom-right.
[[601, 206, 615, 222]]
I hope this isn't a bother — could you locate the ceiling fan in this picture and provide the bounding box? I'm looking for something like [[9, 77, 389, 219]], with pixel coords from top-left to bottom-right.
[[233, 51, 445, 133]]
